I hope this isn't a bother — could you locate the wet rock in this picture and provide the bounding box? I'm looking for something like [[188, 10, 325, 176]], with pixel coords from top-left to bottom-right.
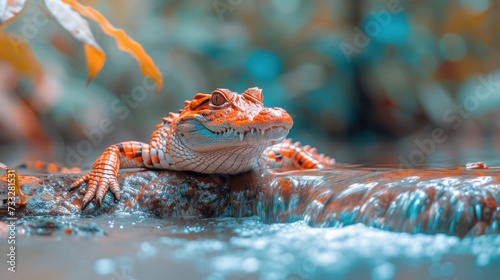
[[0, 169, 267, 218]]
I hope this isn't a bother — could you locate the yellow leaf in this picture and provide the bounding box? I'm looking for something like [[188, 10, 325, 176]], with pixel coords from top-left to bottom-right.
[[84, 44, 105, 84], [62, 0, 163, 92], [44, 0, 105, 83], [0, 29, 43, 79]]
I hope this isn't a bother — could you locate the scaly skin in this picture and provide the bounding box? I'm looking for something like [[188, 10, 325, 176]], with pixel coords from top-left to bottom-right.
[[71, 87, 334, 209]]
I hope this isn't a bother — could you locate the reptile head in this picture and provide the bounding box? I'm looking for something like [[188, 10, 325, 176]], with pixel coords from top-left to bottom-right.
[[173, 87, 293, 152]]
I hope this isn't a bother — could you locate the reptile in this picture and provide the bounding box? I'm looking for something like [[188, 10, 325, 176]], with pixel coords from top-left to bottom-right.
[[70, 87, 335, 209]]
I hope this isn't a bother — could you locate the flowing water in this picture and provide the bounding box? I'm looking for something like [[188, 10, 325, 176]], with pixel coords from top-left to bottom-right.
[[3, 214, 500, 280], [2, 165, 500, 279]]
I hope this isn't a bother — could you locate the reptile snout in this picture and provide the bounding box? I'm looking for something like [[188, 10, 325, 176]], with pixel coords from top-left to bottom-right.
[[259, 107, 287, 115], [255, 107, 293, 127]]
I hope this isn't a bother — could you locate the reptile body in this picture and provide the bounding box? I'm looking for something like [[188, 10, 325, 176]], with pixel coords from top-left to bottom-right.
[[71, 87, 334, 209]]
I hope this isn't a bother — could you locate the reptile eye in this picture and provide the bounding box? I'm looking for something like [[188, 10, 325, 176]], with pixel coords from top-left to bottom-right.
[[211, 92, 227, 106]]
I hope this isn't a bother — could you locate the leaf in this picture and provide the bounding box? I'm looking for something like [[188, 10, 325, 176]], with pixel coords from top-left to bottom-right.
[[0, 0, 27, 24], [83, 43, 105, 84], [44, 0, 105, 83], [0, 28, 43, 79], [62, 0, 163, 92]]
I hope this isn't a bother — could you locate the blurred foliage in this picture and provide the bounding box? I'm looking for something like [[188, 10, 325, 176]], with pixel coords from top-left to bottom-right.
[[0, 0, 499, 166]]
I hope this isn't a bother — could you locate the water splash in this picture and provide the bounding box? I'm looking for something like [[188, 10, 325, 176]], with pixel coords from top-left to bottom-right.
[[256, 169, 500, 237]]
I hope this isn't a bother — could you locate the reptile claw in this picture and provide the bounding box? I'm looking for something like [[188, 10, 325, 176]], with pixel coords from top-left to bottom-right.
[[81, 199, 90, 210], [109, 180, 121, 200], [71, 170, 121, 210]]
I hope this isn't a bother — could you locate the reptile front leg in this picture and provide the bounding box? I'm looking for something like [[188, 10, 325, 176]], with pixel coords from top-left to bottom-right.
[[70, 141, 150, 209], [264, 139, 335, 170]]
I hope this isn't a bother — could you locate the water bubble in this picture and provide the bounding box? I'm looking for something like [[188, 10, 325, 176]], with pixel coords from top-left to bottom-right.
[[138, 242, 157, 259], [94, 258, 115, 275], [242, 257, 260, 273], [371, 262, 396, 280], [477, 253, 490, 266]]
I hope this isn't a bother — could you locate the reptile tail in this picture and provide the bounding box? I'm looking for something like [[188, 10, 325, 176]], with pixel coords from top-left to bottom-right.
[[19, 161, 81, 174]]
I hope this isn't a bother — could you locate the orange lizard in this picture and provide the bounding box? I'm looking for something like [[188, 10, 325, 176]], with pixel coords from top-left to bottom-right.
[[71, 88, 335, 209]]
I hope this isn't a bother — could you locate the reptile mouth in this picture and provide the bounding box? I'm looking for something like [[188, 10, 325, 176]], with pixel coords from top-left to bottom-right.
[[176, 117, 291, 149], [207, 126, 289, 142]]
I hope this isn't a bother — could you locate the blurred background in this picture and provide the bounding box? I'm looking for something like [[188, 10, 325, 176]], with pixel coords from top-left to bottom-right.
[[1, 0, 500, 168]]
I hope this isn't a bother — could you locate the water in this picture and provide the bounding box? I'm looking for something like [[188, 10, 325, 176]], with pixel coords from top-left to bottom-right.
[[259, 168, 500, 237], [2, 166, 500, 279], [2, 213, 500, 280]]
